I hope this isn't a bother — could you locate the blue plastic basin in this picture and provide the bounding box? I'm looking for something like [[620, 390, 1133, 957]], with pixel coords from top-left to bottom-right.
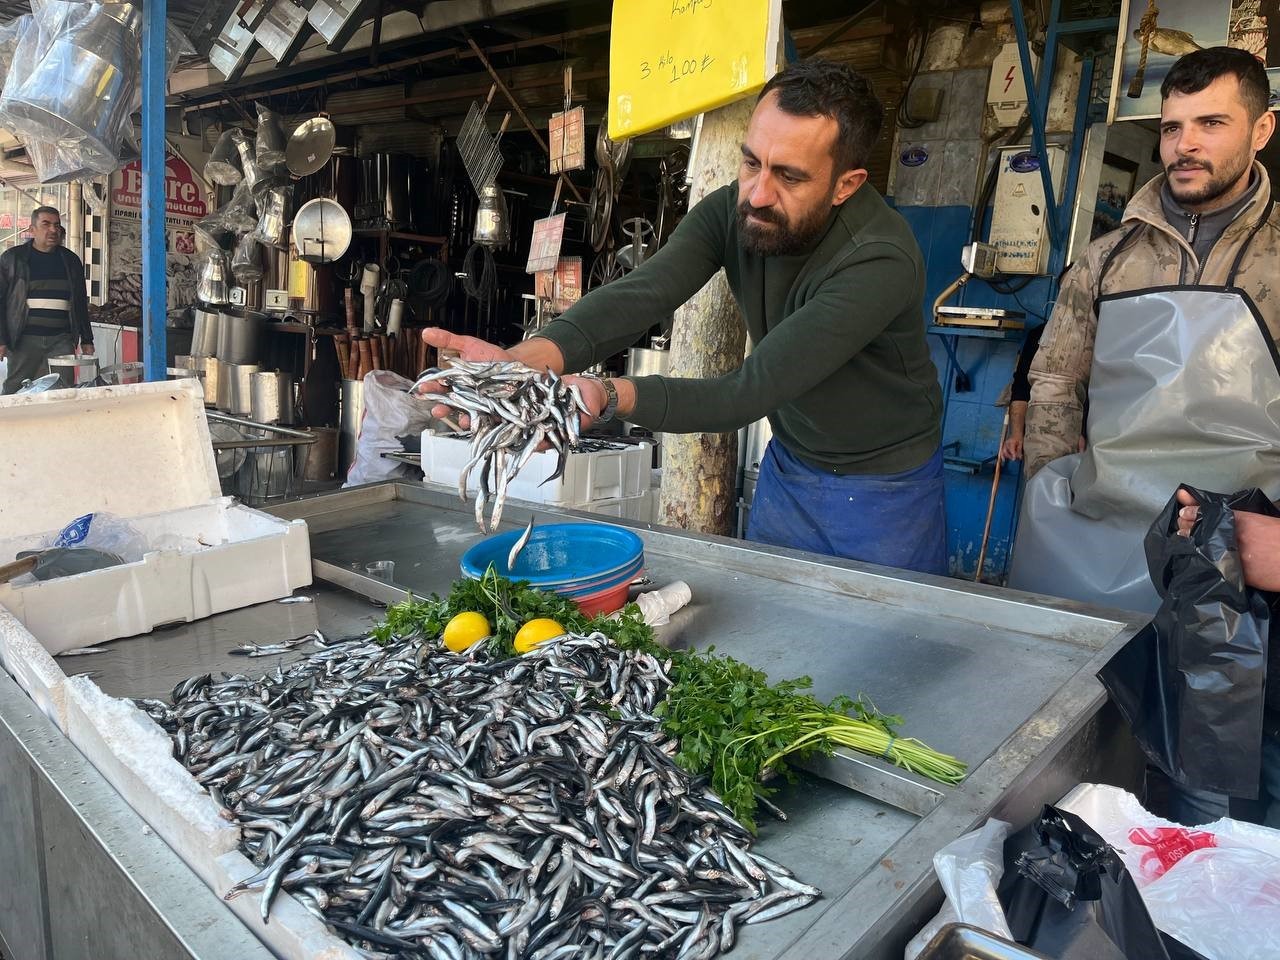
[[460, 522, 645, 587]]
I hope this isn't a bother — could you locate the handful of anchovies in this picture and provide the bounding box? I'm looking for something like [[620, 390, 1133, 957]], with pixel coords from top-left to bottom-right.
[[139, 632, 820, 957], [415, 360, 591, 533]]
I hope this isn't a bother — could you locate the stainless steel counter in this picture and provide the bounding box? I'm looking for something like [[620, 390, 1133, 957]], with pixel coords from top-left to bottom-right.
[[1, 480, 1150, 960]]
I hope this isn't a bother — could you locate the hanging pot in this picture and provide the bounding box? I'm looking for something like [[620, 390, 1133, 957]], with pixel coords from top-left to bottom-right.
[[253, 186, 290, 247], [232, 234, 263, 283], [286, 116, 336, 177], [292, 197, 351, 263], [473, 183, 510, 247], [7, 3, 142, 164], [197, 249, 232, 305]]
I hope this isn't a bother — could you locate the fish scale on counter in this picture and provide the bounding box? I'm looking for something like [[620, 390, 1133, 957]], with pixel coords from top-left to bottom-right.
[[136, 631, 820, 958]]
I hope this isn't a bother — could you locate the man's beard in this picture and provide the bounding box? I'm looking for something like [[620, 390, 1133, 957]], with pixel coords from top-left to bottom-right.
[[1167, 151, 1252, 208], [737, 199, 832, 256]]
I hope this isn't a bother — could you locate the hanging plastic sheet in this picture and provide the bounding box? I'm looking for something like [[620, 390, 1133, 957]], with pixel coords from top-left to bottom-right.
[[255, 103, 288, 177], [1098, 485, 1273, 799], [205, 128, 246, 186]]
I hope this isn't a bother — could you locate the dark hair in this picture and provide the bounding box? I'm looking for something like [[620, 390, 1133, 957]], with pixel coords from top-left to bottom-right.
[[1161, 47, 1270, 119], [759, 59, 884, 172], [31, 205, 60, 224]]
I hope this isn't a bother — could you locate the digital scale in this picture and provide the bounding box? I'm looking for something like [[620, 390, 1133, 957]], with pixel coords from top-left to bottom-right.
[[933, 305, 1026, 330]]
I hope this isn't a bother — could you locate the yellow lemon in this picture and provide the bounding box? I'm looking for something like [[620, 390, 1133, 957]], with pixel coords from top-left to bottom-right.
[[514, 618, 566, 654], [442, 611, 490, 652]]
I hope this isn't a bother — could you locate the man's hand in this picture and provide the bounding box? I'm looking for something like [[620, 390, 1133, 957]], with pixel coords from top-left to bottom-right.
[[417, 327, 569, 424], [1000, 434, 1024, 462], [1176, 489, 1280, 591], [79, 343, 94, 356]]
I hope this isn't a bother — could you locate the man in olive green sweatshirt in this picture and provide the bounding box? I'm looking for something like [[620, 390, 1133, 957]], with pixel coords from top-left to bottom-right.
[[424, 60, 946, 574]]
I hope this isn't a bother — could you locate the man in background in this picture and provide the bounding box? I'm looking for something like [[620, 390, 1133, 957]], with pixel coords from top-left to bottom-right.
[[0, 205, 92, 394]]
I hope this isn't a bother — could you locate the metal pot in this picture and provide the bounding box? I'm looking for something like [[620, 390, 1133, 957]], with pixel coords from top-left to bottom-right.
[[473, 183, 510, 247], [293, 197, 352, 263], [286, 116, 336, 177], [339, 377, 364, 477], [203, 357, 223, 407], [253, 186, 290, 247], [7, 3, 142, 163], [227, 363, 261, 417], [296, 426, 339, 481], [251, 371, 294, 425], [625, 346, 669, 379], [47, 354, 98, 387], [215, 359, 235, 410], [191, 308, 220, 357], [197, 249, 232, 305], [216, 310, 266, 365], [231, 234, 262, 283]]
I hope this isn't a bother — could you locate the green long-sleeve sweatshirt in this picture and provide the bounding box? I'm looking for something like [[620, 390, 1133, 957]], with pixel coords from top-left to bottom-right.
[[535, 183, 942, 475]]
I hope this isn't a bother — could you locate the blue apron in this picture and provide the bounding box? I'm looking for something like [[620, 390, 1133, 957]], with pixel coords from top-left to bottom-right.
[[746, 440, 948, 575]]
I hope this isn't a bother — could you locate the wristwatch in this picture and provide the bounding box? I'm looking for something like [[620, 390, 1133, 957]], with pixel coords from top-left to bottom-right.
[[581, 374, 619, 423]]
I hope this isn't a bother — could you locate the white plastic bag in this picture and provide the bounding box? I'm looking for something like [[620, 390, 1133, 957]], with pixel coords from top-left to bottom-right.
[[343, 371, 436, 487], [1058, 783, 1280, 960], [41, 511, 149, 563], [904, 818, 1013, 959]]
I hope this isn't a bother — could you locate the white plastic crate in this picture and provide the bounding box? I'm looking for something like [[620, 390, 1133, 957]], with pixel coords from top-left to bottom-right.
[[422, 430, 651, 507], [574, 488, 657, 523], [0, 380, 312, 654]]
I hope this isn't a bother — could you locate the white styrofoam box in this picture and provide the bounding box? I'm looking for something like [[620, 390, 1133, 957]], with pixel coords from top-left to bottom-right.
[[574, 488, 656, 524], [422, 430, 650, 507], [60, 674, 361, 960], [0, 604, 68, 731], [0, 380, 312, 653]]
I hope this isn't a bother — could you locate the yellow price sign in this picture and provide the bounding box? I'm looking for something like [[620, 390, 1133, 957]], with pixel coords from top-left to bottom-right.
[[608, 0, 782, 141]]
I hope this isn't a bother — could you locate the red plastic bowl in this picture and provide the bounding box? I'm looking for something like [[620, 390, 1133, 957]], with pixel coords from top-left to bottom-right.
[[572, 579, 632, 617]]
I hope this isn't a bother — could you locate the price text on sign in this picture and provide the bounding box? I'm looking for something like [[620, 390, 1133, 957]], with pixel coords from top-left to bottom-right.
[[608, 0, 781, 141]]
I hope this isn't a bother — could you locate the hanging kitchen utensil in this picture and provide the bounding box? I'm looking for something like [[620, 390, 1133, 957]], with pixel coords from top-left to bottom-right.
[[456, 84, 510, 194], [473, 183, 510, 247], [235, 130, 261, 190], [616, 217, 655, 271], [253, 185, 290, 247], [255, 103, 288, 175], [197, 248, 233, 304], [527, 180, 567, 274], [206, 127, 244, 185], [286, 115, 336, 177], [232, 234, 263, 283], [292, 197, 351, 263], [549, 66, 585, 174]]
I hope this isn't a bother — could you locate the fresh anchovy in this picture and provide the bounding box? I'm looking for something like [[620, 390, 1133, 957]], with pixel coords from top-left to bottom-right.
[[507, 519, 534, 572], [139, 630, 820, 955], [414, 360, 593, 533], [228, 632, 322, 657], [276, 596, 313, 604], [56, 646, 109, 656]]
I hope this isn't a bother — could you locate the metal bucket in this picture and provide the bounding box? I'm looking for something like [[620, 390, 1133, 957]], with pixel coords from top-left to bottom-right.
[[191, 308, 220, 357], [227, 363, 260, 416], [216, 310, 265, 364], [47, 354, 98, 387], [338, 378, 364, 477], [625, 346, 670, 379], [296, 426, 339, 482], [7, 4, 141, 162], [215, 360, 234, 410], [236, 445, 294, 504], [203, 357, 223, 407], [251, 371, 294, 425]]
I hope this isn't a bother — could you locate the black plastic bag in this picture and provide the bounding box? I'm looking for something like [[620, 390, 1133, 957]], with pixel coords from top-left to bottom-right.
[[999, 806, 1173, 960], [1097, 485, 1273, 798]]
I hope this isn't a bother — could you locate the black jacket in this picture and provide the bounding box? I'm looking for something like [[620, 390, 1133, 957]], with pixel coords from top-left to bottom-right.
[[0, 240, 91, 347]]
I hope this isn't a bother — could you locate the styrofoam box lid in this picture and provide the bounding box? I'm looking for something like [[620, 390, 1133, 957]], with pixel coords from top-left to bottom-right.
[[0, 379, 222, 540]]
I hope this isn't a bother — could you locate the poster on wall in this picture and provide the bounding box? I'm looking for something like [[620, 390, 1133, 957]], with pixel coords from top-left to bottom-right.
[[1093, 153, 1140, 239], [108, 151, 210, 322], [1110, 0, 1233, 121]]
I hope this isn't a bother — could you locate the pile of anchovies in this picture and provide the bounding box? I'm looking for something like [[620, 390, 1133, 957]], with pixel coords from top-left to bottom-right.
[[415, 360, 591, 532], [137, 632, 819, 959]]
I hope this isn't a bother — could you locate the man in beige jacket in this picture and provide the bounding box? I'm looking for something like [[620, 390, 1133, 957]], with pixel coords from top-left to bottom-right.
[[1012, 46, 1280, 607]]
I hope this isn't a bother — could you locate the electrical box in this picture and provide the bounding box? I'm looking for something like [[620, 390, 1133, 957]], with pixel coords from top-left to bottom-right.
[[987, 43, 1037, 127], [989, 145, 1066, 275], [264, 289, 289, 311]]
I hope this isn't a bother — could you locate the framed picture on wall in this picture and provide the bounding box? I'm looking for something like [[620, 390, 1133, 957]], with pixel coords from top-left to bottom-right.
[[1094, 153, 1140, 239], [1110, 0, 1233, 121]]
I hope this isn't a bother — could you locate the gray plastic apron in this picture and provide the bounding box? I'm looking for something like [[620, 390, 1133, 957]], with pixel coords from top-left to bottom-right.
[[1009, 212, 1280, 612]]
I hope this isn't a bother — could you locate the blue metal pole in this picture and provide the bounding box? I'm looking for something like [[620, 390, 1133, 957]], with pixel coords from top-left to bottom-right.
[[141, 0, 167, 382], [1009, 0, 1062, 246]]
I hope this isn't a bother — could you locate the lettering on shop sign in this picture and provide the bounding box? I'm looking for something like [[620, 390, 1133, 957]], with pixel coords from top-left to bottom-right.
[[111, 153, 209, 219]]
